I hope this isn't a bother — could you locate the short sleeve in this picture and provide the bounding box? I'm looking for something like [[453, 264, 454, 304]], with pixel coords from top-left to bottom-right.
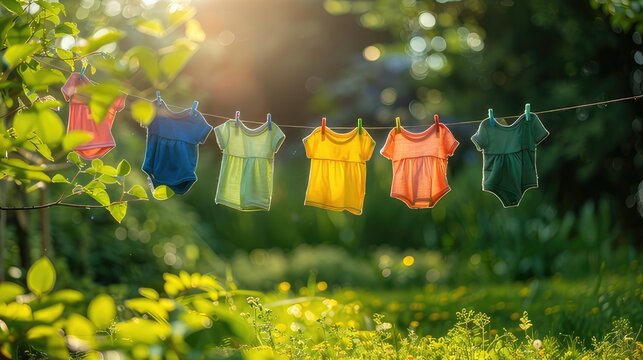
[[302, 128, 318, 159], [471, 121, 488, 151], [61, 74, 77, 102], [379, 130, 395, 160], [112, 95, 126, 112], [272, 125, 285, 153], [531, 115, 549, 145], [195, 114, 212, 144], [214, 121, 229, 150], [441, 125, 459, 157], [361, 131, 376, 161]]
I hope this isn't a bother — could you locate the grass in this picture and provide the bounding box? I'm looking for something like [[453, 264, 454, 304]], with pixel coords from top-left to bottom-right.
[[2, 258, 641, 359]]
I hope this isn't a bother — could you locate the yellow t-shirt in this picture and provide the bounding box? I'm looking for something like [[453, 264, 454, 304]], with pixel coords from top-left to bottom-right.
[[303, 126, 375, 215]]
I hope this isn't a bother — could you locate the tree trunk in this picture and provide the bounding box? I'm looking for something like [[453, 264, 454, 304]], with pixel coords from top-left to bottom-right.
[[39, 187, 52, 257], [0, 182, 6, 282], [16, 188, 31, 269]]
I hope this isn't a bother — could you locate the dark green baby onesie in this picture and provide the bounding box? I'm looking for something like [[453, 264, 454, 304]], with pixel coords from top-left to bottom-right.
[[471, 113, 548, 207]]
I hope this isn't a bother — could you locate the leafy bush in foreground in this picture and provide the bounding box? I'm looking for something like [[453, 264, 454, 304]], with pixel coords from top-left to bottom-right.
[[0, 257, 640, 359]]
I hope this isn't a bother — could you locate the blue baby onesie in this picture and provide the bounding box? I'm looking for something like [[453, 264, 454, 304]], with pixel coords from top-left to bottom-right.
[[142, 101, 212, 194]]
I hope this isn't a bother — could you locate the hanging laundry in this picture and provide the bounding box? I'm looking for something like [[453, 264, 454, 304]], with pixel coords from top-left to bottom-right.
[[142, 98, 212, 195], [471, 112, 549, 207], [214, 116, 285, 211], [61, 72, 126, 159], [303, 122, 375, 215], [380, 117, 459, 208]]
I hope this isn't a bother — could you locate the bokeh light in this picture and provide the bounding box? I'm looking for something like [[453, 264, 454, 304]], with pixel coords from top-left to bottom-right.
[[380, 87, 397, 105], [363, 45, 381, 61], [419, 12, 436, 29], [403, 255, 415, 267], [409, 36, 428, 53]]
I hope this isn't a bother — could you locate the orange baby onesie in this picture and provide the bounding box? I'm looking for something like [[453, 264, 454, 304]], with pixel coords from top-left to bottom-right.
[[380, 122, 459, 208], [61, 72, 126, 160]]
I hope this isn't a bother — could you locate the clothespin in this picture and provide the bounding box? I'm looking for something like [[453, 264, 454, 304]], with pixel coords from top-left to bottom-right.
[[434, 114, 440, 135], [156, 91, 161, 106], [79, 65, 86, 80], [321, 117, 326, 135], [235, 111, 241, 127], [395, 116, 401, 133], [267, 113, 272, 131], [190, 100, 198, 116], [488, 108, 495, 127], [357, 117, 363, 135], [525, 103, 531, 121]]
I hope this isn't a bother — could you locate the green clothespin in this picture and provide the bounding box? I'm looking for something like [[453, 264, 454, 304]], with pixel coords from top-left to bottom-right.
[[525, 103, 531, 121], [488, 108, 495, 127], [395, 116, 401, 133], [358, 117, 363, 134]]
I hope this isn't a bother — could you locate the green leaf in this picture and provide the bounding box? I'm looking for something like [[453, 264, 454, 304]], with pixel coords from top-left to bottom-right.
[[99, 165, 118, 176], [0, 0, 23, 14], [116, 159, 131, 176], [51, 174, 70, 184], [125, 46, 160, 84], [115, 318, 171, 344], [135, 19, 165, 37], [33, 303, 65, 322], [91, 158, 103, 172], [185, 19, 206, 42], [127, 184, 148, 200], [0, 282, 24, 303], [3, 43, 41, 68], [130, 99, 156, 125], [107, 202, 127, 222], [85, 180, 106, 191], [0, 158, 45, 171], [97, 174, 118, 184], [55, 47, 73, 60], [55, 47, 75, 69], [77, 82, 122, 124], [125, 298, 168, 321], [20, 68, 66, 89], [33, 98, 63, 111], [62, 130, 93, 152], [67, 151, 85, 168], [159, 39, 198, 81], [85, 188, 110, 206], [27, 325, 60, 340], [55, 22, 79, 36], [27, 132, 54, 161], [48, 289, 84, 304], [138, 288, 159, 300], [77, 27, 124, 55], [169, 7, 196, 28], [27, 257, 56, 297], [13, 108, 65, 146], [88, 294, 116, 329], [152, 185, 174, 200], [3, 302, 32, 320], [65, 314, 96, 349], [7, 169, 52, 183]]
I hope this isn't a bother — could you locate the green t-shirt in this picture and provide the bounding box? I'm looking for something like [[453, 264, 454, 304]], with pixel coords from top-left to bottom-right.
[[214, 120, 285, 211], [471, 113, 549, 207]]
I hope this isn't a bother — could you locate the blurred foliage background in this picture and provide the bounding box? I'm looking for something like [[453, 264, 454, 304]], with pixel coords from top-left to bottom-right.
[[1, 0, 642, 343]]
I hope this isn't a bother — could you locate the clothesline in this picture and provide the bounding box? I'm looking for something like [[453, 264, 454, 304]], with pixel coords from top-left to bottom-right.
[[26, 60, 643, 130]]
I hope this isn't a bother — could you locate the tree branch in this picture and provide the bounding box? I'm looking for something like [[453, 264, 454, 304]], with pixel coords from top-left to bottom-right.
[[0, 199, 145, 211]]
